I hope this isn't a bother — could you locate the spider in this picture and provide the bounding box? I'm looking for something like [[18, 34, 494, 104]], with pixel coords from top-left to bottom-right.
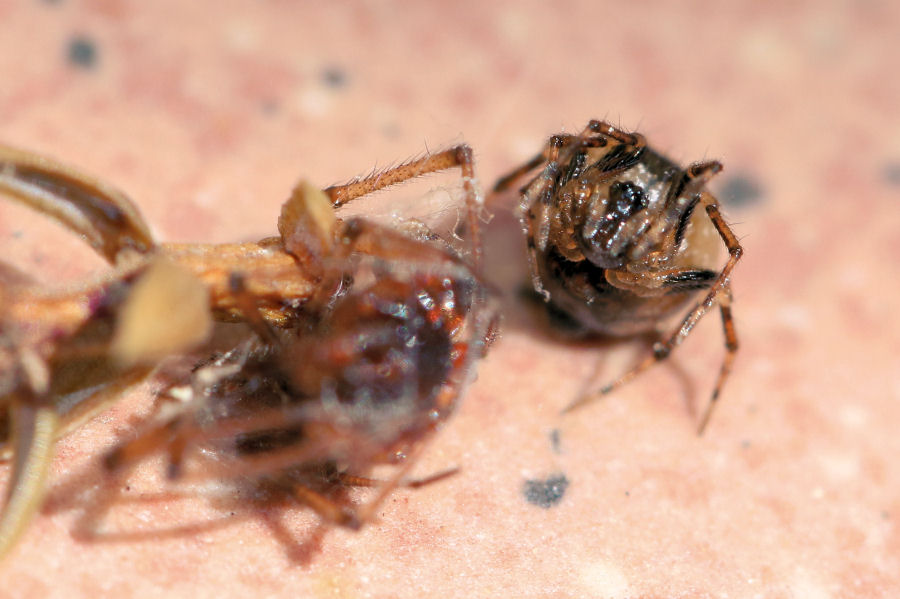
[[0, 142, 488, 555], [102, 149, 490, 533], [494, 119, 742, 434]]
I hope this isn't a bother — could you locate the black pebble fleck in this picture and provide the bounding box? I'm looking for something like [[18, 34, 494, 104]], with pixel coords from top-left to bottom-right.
[[549, 429, 561, 454], [523, 474, 569, 508], [321, 67, 347, 88], [381, 122, 401, 139], [882, 162, 900, 186], [67, 36, 98, 69], [260, 99, 280, 115], [718, 173, 763, 207]]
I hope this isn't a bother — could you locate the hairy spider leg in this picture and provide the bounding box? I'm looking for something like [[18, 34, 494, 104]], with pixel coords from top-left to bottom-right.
[[324, 145, 483, 270], [563, 197, 743, 435]]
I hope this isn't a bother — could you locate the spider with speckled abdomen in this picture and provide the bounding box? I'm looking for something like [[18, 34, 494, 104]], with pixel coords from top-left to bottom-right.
[[494, 120, 743, 434]]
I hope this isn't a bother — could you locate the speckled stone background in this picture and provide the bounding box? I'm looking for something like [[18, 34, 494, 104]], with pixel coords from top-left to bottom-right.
[[2, 1, 899, 597]]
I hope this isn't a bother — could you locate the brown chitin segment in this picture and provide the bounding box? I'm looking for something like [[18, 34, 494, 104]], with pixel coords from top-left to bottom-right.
[[0, 144, 317, 327], [492, 152, 546, 193], [495, 120, 742, 433], [324, 145, 476, 208], [0, 402, 58, 560], [108, 259, 213, 369], [699, 288, 738, 434], [0, 143, 223, 560], [324, 145, 484, 270], [278, 182, 339, 284], [161, 239, 319, 327], [0, 145, 155, 263], [0, 261, 210, 560], [102, 150, 489, 533]]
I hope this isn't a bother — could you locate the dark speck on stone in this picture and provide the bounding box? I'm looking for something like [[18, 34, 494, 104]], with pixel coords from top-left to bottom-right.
[[882, 162, 900, 186], [260, 99, 279, 115], [718, 173, 763, 207], [321, 67, 347, 88], [381, 122, 401, 139], [549, 429, 561, 453], [68, 36, 98, 69], [523, 474, 569, 508]]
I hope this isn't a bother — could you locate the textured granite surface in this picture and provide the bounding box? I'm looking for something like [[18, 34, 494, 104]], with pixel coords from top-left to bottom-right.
[[2, 2, 899, 597]]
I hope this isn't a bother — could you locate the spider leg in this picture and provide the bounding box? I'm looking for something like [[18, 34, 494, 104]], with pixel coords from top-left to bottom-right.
[[492, 152, 547, 193], [104, 412, 190, 476], [698, 285, 738, 434], [0, 400, 59, 560], [0, 266, 192, 558], [286, 439, 430, 530], [331, 466, 459, 489], [0, 145, 155, 263], [563, 201, 742, 434], [323, 145, 484, 270], [290, 483, 362, 530], [287, 467, 458, 530], [352, 443, 424, 528], [584, 119, 647, 149], [336, 218, 479, 285], [519, 137, 569, 301]]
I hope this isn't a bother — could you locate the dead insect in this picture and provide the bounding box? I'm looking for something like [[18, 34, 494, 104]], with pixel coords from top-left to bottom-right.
[[494, 120, 742, 433], [102, 147, 490, 532], [1, 142, 486, 554], [0, 146, 216, 559]]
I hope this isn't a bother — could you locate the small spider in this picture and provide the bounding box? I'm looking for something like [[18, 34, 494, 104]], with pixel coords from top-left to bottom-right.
[[0, 143, 487, 554], [102, 149, 490, 532], [494, 120, 742, 433]]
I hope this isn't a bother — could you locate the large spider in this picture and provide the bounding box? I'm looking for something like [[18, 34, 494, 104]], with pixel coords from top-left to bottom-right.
[[0, 142, 488, 555], [494, 120, 742, 433], [102, 161, 491, 532]]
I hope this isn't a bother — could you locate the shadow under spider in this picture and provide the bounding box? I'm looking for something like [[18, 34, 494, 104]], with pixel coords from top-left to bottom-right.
[[42, 446, 358, 565]]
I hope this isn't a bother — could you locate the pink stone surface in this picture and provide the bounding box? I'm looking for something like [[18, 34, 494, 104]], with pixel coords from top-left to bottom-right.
[[2, 1, 900, 597]]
